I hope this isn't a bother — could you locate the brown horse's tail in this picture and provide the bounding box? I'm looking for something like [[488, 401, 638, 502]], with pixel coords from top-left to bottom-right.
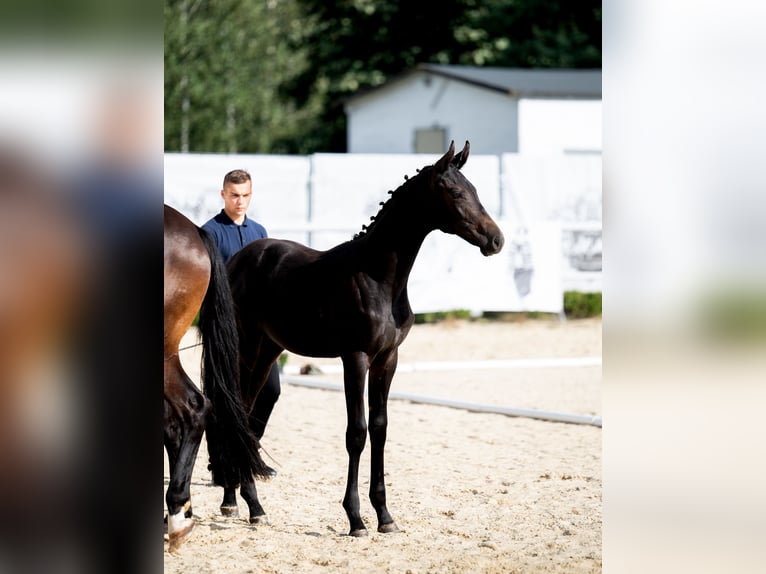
[[196, 227, 272, 486]]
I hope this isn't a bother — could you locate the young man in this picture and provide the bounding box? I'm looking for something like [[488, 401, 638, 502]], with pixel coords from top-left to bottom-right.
[[201, 169, 267, 264], [202, 169, 281, 455]]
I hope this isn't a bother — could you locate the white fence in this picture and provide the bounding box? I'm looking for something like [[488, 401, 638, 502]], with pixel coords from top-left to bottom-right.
[[165, 152, 602, 313]]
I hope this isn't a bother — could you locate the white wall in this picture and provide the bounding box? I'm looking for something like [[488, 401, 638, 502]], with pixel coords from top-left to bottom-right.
[[518, 99, 602, 155], [346, 72, 518, 155]]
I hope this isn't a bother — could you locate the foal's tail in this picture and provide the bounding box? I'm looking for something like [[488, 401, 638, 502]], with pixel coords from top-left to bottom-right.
[[197, 227, 272, 486]]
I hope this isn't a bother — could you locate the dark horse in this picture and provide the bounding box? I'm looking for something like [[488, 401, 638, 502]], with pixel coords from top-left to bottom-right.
[[225, 141, 504, 536], [163, 205, 270, 550]]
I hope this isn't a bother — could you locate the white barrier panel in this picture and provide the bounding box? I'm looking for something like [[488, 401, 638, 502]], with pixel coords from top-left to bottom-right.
[[164, 153, 311, 243], [502, 154, 602, 293], [408, 220, 563, 314], [306, 153, 556, 313], [308, 153, 501, 250], [163, 152, 594, 312]]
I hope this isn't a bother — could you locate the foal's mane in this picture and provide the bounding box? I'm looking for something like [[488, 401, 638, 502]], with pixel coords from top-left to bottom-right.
[[353, 165, 431, 240]]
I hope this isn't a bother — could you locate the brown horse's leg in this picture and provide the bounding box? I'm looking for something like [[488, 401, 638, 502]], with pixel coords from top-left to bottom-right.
[[164, 358, 210, 551], [368, 349, 400, 533], [163, 400, 193, 520], [341, 352, 370, 536]]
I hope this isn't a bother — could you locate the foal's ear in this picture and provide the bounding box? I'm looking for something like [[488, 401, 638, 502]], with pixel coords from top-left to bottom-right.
[[433, 140, 456, 174], [452, 140, 470, 170]]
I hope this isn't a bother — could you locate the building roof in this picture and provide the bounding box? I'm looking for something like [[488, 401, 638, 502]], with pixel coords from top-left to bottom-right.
[[417, 64, 601, 98], [346, 65, 601, 104]]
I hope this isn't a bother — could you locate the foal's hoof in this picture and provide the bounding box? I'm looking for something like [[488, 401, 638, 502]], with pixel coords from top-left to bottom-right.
[[378, 522, 401, 534], [249, 515, 270, 525], [220, 505, 239, 518], [349, 528, 369, 538]]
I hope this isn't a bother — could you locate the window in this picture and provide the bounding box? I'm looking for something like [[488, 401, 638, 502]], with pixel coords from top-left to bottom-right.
[[414, 127, 446, 153]]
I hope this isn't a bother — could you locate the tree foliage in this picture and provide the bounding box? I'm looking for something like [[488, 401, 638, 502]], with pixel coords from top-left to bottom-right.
[[164, 0, 321, 154], [164, 0, 601, 154]]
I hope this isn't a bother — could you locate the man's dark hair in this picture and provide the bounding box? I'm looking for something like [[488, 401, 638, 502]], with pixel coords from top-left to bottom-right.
[[223, 169, 251, 187]]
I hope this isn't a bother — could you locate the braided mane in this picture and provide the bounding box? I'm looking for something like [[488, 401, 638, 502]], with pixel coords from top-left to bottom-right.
[[353, 166, 430, 240]]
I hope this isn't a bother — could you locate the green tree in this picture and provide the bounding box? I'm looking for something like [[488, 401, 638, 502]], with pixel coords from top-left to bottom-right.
[[164, 0, 321, 153], [288, 0, 601, 151], [164, 0, 601, 153], [452, 0, 602, 68]]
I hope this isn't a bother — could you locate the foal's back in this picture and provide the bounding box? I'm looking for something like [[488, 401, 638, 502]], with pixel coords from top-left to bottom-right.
[[228, 236, 408, 359]]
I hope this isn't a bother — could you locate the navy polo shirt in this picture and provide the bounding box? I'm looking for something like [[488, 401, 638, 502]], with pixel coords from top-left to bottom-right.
[[201, 209, 268, 264]]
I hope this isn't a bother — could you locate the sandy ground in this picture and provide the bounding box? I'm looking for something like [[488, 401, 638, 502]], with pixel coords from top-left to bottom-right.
[[165, 317, 602, 573]]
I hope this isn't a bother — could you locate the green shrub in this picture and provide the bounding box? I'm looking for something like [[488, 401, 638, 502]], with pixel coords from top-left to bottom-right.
[[480, 311, 557, 322], [698, 288, 766, 340], [413, 295, 604, 323], [414, 309, 473, 324], [563, 291, 602, 319]]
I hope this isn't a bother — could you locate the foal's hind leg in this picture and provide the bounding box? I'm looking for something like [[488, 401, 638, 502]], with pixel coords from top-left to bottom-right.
[[240, 475, 269, 525], [220, 335, 281, 523], [219, 487, 239, 517], [220, 475, 268, 523], [221, 408, 270, 521], [368, 349, 400, 533]]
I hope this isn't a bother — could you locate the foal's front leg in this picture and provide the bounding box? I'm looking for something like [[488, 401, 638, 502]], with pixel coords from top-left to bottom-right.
[[341, 352, 369, 536], [368, 349, 400, 533]]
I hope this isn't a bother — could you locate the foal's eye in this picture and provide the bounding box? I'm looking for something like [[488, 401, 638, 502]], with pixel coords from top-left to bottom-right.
[[450, 188, 464, 200]]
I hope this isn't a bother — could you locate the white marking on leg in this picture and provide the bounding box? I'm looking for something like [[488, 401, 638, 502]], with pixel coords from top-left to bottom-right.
[[168, 500, 192, 535]]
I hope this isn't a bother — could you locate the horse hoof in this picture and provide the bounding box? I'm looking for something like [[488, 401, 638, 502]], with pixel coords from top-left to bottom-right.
[[378, 522, 400, 534], [249, 515, 269, 525], [220, 505, 239, 518], [167, 520, 195, 553], [349, 528, 369, 537]]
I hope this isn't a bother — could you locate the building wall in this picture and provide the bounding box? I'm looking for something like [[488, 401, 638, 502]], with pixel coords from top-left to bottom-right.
[[346, 73, 602, 156], [346, 72, 519, 155], [518, 98, 602, 155]]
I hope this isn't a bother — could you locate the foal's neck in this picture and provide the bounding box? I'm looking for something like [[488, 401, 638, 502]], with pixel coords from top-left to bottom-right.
[[360, 174, 435, 282]]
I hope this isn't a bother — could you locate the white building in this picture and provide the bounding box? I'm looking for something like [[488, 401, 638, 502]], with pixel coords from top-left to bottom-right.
[[344, 64, 601, 156]]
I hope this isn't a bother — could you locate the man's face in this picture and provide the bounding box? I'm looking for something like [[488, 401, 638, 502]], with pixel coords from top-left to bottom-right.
[[221, 180, 252, 221]]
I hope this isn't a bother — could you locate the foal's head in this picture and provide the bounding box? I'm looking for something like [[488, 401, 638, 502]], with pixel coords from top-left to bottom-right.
[[428, 141, 504, 256]]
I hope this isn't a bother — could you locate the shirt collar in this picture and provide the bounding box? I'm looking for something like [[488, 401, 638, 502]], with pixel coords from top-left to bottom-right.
[[220, 209, 248, 226]]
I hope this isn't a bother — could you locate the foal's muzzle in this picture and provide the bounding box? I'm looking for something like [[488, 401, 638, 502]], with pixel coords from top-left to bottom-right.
[[480, 228, 504, 256]]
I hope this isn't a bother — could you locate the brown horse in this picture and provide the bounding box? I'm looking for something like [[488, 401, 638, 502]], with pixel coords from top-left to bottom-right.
[[0, 153, 86, 544], [163, 205, 271, 550], [225, 141, 504, 535]]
